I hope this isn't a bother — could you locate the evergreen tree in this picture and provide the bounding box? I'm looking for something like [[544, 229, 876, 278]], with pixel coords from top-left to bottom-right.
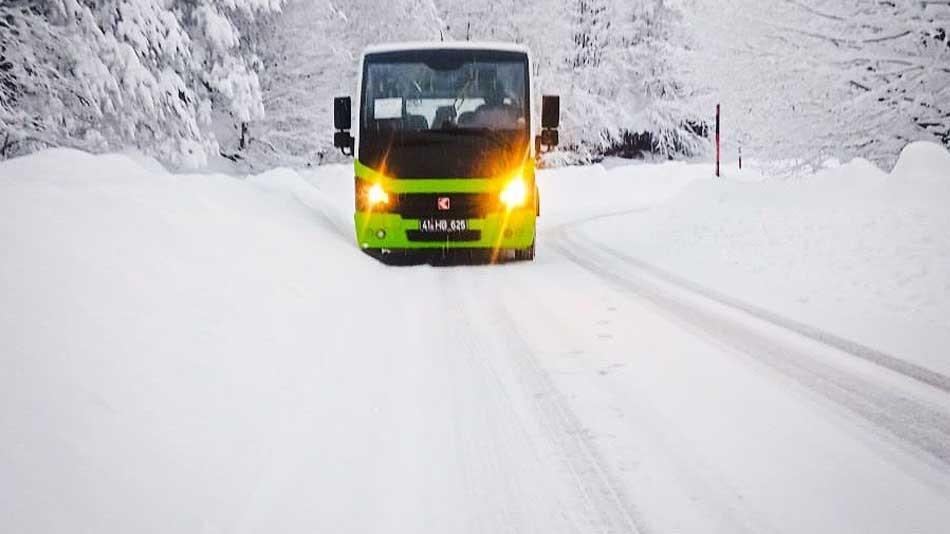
[[615, 0, 706, 157], [0, 0, 283, 167]]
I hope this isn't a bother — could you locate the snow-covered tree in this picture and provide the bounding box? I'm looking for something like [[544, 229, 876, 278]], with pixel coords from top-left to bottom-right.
[[557, 0, 618, 158], [798, 0, 950, 165], [0, 2, 113, 158], [0, 0, 283, 167], [614, 0, 706, 157], [572, 0, 611, 70], [223, 0, 344, 168], [241, 0, 707, 167], [552, 0, 706, 160], [688, 0, 950, 170], [234, 0, 448, 169]]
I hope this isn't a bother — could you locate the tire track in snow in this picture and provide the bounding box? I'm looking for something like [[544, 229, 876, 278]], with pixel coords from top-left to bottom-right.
[[549, 219, 950, 470], [438, 270, 538, 533], [460, 275, 648, 534], [496, 276, 777, 534], [551, 209, 950, 394]]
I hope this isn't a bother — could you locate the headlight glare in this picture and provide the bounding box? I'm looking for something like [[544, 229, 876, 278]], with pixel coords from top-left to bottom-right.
[[500, 177, 527, 209], [367, 183, 389, 207]]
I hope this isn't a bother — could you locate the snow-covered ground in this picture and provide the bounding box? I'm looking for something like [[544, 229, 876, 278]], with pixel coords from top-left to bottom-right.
[[558, 144, 950, 377], [2, 146, 949, 533]]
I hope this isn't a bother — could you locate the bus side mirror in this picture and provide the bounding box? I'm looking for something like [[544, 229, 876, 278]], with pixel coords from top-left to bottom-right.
[[541, 95, 560, 129], [334, 131, 354, 155], [537, 95, 560, 155], [334, 97, 352, 130], [333, 96, 354, 156]]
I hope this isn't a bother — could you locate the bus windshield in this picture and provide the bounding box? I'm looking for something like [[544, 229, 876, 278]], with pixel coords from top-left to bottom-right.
[[359, 49, 530, 178], [363, 58, 527, 132]]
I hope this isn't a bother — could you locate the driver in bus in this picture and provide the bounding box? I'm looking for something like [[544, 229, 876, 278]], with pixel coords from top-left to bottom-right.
[[469, 75, 520, 129]]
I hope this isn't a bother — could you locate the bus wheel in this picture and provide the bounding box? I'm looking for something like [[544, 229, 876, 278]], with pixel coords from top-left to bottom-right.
[[515, 242, 535, 261]]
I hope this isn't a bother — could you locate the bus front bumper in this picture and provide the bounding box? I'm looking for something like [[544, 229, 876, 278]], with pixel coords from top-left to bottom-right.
[[354, 209, 536, 251]]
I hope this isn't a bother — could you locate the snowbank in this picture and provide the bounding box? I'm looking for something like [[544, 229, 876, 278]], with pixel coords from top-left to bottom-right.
[[0, 149, 382, 533], [538, 159, 710, 224], [891, 141, 950, 182], [567, 142, 950, 375], [2, 145, 949, 533]]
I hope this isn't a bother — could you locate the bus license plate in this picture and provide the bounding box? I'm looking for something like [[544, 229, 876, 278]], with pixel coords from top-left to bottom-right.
[[419, 219, 467, 233]]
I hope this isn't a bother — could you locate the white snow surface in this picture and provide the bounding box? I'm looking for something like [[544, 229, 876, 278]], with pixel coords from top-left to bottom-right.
[[2, 145, 949, 533], [566, 144, 950, 376]]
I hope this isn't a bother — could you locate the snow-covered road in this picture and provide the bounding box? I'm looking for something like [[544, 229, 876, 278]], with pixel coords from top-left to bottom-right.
[[2, 148, 949, 533]]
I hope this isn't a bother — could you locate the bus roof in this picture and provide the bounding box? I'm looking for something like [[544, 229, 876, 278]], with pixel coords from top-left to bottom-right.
[[362, 41, 529, 57]]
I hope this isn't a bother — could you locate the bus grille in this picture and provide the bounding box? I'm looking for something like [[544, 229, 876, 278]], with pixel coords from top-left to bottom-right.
[[394, 193, 499, 219], [406, 230, 482, 242]]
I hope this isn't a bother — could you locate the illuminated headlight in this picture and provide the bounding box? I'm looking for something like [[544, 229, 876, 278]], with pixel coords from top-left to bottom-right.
[[500, 177, 527, 209], [367, 183, 389, 207]]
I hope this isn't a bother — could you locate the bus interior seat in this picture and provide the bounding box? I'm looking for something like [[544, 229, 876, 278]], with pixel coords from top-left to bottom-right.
[[457, 111, 475, 126], [433, 105, 457, 129], [470, 104, 518, 129], [404, 114, 428, 130]]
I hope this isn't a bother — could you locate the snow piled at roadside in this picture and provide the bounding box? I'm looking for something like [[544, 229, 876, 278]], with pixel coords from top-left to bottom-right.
[[1, 143, 949, 533], [0, 149, 380, 533], [567, 142, 950, 375]]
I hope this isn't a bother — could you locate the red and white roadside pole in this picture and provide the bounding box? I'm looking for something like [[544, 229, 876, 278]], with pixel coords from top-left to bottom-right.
[[715, 104, 721, 178]]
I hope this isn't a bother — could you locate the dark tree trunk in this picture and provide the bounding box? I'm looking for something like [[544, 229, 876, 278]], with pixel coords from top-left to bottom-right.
[[239, 122, 248, 151], [0, 133, 11, 158]]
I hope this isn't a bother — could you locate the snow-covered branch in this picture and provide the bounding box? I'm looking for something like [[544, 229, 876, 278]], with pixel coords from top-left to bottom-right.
[[0, 0, 284, 167]]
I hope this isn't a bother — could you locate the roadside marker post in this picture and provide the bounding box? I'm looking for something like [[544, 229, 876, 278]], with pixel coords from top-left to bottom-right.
[[715, 104, 721, 178]]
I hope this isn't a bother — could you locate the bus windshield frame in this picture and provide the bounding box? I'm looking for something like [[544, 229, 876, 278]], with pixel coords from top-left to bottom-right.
[[359, 49, 531, 179]]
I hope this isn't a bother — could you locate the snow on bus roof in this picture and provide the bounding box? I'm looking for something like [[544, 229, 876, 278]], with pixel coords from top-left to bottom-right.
[[362, 41, 529, 56]]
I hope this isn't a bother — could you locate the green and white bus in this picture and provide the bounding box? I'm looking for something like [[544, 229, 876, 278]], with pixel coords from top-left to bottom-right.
[[333, 42, 560, 263]]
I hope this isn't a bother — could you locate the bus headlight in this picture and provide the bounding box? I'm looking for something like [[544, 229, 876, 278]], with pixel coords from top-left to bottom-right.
[[500, 177, 527, 209], [367, 183, 389, 207]]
